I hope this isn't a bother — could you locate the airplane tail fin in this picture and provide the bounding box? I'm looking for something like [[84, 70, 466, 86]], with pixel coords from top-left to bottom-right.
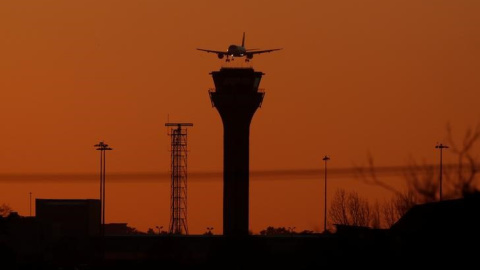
[[242, 32, 245, 47]]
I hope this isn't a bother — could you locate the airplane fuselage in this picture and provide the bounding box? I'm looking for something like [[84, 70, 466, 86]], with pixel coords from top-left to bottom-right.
[[227, 45, 246, 57]]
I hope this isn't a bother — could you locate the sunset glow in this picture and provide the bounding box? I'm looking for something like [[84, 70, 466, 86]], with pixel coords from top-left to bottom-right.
[[1, 0, 479, 234]]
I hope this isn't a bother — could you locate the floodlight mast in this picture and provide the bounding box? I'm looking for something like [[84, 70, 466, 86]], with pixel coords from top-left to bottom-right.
[[165, 122, 193, 235]]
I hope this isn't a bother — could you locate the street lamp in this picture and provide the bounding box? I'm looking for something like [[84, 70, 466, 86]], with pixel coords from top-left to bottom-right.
[[435, 143, 448, 201], [322, 155, 330, 232], [156, 226, 163, 234], [94, 141, 113, 236]]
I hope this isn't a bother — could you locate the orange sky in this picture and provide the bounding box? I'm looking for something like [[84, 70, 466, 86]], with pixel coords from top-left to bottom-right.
[[0, 1, 479, 234]]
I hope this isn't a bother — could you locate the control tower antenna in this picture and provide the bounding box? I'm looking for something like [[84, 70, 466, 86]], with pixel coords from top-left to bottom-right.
[[165, 122, 193, 235]]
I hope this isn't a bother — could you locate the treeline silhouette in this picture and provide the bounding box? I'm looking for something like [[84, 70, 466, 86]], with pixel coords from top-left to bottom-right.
[[343, 124, 480, 228]]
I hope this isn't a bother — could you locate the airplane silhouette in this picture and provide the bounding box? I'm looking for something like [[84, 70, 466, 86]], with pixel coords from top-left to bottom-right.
[[197, 33, 282, 62]]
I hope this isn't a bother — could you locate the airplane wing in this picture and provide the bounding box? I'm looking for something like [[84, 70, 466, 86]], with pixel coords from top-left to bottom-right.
[[247, 48, 282, 54], [196, 48, 227, 55]]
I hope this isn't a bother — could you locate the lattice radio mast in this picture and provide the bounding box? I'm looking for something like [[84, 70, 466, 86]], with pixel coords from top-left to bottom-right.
[[165, 122, 193, 235]]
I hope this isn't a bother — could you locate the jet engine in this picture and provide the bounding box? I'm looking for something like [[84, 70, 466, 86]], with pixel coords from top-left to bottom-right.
[[246, 54, 253, 60], [217, 53, 224, 59]]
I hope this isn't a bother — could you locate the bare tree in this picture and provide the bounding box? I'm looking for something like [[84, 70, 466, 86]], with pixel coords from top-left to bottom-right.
[[329, 189, 349, 226], [371, 201, 381, 229], [403, 159, 437, 203], [394, 189, 417, 217], [382, 190, 417, 228], [382, 199, 397, 228], [354, 153, 402, 195], [401, 124, 480, 202], [347, 191, 371, 226], [444, 123, 480, 197], [356, 124, 480, 226], [0, 204, 12, 217], [330, 189, 375, 227]]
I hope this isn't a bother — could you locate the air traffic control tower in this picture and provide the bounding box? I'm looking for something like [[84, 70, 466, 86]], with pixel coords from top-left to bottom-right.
[[209, 67, 264, 236]]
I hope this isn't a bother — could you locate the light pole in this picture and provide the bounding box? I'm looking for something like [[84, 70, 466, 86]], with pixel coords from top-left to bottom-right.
[[156, 226, 163, 234], [29, 192, 32, 217], [435, 143, 448, 201], [94, 141, 113, 236], [322, 155, 330, 232]]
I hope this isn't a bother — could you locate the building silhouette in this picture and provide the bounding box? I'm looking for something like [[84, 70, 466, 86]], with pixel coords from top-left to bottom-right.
[[36, 199, 100, 237]]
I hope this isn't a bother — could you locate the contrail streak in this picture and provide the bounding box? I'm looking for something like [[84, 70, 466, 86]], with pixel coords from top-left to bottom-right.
[[0, 164, 463, 183]]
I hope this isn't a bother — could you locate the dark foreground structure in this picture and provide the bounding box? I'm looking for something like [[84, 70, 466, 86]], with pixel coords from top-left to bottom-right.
[[209, 67, 264, 237], [36, 199, 101, 237], [1, 195, 480, 269]]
